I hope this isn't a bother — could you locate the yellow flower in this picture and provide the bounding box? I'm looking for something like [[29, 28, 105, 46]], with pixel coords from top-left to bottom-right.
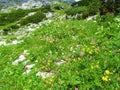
[[92, 46, 95, 48], [96, 65, 99, 68], [78, 57, 81, 60], [105, 70, 111, 75], [97, 61, 100, 64], [102, 76, 109, 82], [73, 58, 76, 61], [90, 64, 94, 69], [117, 77, 120, 82], [47, 62, 50, 65], [89, 50, 93, 54], [109, 51, 112, 53]]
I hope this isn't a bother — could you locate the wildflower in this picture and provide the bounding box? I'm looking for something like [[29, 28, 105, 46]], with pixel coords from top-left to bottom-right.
[[117, 77, 120, 82], [91, 66, 94, 69], [102, 76, 109, 82], [105, 70, 111, 75], [92, 46, 95, 48], [80, 51, 85, 57], [75, 87, 78, 90], [78, 57, 81, 60], [109, 51, 112, 53], [97, 61, 100, 64], [90, 64, 94, 69], [89, 50, 93, 54], [96, 65, 99, 68], [95, 47, 100, 54]]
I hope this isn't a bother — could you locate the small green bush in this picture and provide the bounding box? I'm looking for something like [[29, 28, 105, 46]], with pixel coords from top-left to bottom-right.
[[87, 0, 100, 15], [65, 6, 89, 19], [96, 13, 114, 27], [2, 23, 20, 34], [0, 8, 42, 26], [9, 24, 20, 29], [19, 11, 46, 26], [51, 2, 69, 10], [71, 0, 120, 16], [0, 7, 51, 32], [65, 6, 88, 16], [52, 3, 64, 10], [0, 9, 28, 26], [71, 0, 89, 7], [71, 0, 100, 15], [41, 5, 52, 13]]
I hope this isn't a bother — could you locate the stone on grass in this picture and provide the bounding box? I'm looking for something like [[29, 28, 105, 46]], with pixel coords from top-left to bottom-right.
[[36, 71, 53, 78]]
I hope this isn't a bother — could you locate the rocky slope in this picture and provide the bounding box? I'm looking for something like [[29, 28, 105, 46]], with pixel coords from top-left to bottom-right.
[[0, 0, 76, 9]]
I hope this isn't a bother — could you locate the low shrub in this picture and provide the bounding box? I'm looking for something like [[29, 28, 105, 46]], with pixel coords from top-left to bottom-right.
[[96, 13, 115, 26], [74, 0, 120, 16], [65, 6, 89, 19], [66, 0, 101, 19], [0, 6, 50, 32], [0, 8, 42, 26], [2, 23, 20, 34], [0, 9, 28, 26], [65, 6, 88, 16], [99, 0, 120, 15], [87, 0, 100, 16], [19, 10, 46, 26], [71, 0, 89, 7], [9, 24, 20, 29], [41, 5, 52, 13], [51, 2, 69, 10]]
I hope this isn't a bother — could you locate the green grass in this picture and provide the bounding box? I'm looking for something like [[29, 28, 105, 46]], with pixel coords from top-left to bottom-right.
[[0, 17, 120, 89]]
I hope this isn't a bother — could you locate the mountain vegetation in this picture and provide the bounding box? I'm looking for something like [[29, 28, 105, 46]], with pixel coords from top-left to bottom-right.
[[0, 0, 120, 90]]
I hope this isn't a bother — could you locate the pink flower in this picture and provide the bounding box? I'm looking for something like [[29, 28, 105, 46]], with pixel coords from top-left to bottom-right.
[[75, 87, 78, 90]]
